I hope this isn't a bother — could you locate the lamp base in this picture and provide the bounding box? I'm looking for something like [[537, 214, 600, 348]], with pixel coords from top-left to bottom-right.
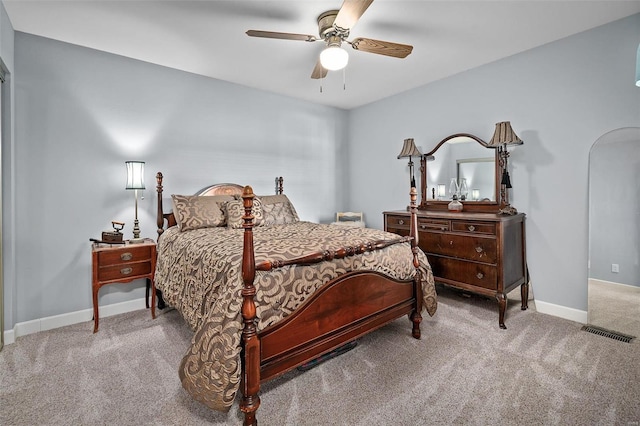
[[129, 237, 145, 244]]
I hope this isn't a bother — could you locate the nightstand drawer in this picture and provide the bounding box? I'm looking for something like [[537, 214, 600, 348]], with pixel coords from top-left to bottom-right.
[[451, 221, 496, 235], [420, 232, 497, 263], [428, 256, 497, 290], [98, 261, 152, 282], [98, 245, 153, 265]]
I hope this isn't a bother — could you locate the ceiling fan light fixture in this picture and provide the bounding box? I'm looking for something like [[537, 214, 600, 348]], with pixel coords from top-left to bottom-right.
[[320, 45, 349, 71]]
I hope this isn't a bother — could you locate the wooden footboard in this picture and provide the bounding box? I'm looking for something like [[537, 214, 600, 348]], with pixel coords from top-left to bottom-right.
[[259, 270, 417, 381], [239, 186, 422, 426]]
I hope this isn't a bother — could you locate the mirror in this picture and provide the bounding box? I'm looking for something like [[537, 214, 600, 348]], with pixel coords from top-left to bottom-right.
[[419, 133, 503, 212], [457, 158, 495, 201]]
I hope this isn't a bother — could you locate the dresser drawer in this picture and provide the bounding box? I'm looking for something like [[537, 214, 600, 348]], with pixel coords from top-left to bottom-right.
[[428, 256, 498, 290], [98, 245, 153, 265], [420, 232, 497, 263], [417, 218, 449, 232], [451, 221, 496, 236], [385, 215, 411, 230]]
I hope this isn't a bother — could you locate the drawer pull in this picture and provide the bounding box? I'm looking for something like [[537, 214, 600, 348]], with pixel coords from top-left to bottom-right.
[[468, 225, 476, 232], [475, 246, 483, 253], [120, 267, 133, 275], [441, 227, 446, 231], [476, 272, 484, 279], [120, 252, 133, 261], [398, 219, 405, 225], [420, 225, 427, 229]]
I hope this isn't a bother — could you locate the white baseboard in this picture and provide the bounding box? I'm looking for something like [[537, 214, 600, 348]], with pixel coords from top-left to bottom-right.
[[4, 296, 589, 345], [3, 298, 147, 345], [589, 278, 640, 290], [535, 300, 588, 324]]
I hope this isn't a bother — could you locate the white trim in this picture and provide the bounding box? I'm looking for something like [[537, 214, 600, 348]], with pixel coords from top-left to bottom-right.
[[3, 296, 592, 345], [535, 300, 588, 324], [3, 297, 147, 345], [589, 278, 639, 291]]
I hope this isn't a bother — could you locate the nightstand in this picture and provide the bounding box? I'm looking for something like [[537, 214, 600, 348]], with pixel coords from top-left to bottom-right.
[[91, 238, 157, 332]]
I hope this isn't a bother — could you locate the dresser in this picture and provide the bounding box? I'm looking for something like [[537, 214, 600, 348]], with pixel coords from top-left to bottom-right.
[[384, 210, 528, 328]]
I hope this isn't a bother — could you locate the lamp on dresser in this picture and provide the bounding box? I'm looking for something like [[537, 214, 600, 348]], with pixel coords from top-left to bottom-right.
[[397, 138, 422, 188], [125, 160, 145, 243], [487, 121, 523, 215]]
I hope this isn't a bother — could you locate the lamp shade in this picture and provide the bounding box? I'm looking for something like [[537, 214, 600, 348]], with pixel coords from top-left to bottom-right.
[[125, 161, 145, 190], [487, 121, 524, 148], [397, 138, 422, 159]]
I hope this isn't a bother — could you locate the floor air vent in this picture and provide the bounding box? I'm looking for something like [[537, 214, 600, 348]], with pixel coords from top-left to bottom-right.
[[581, 325, 635, 343]]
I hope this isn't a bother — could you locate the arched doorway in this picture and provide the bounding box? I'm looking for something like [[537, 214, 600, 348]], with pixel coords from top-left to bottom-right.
[[588, 127, 640, 337]]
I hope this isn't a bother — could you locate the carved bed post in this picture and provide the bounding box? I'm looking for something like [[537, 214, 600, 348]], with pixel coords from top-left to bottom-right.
[[409, 186, 423, 339], [419, 156, 427, 209], [240, 186, 261, 426], [156, 172, 165, 237]]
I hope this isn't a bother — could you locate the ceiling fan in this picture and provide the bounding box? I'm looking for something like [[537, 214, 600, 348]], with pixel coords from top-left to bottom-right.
[[246, 0, 413, 79]]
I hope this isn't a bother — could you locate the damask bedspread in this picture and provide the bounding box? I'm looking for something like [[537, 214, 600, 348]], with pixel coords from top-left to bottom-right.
[[155, 221, 437, 412]]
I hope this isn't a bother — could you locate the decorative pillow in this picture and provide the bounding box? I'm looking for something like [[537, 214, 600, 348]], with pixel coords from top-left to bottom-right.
[[262, 202, 299, 225], [225, 196, 264, 229], [259, 194, 300, 225], [171, 194, 232, 231]]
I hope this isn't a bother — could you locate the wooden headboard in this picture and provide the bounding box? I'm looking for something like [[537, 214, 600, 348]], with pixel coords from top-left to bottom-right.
[[156, 173, 284, 237], [195, 183, 245, 197]]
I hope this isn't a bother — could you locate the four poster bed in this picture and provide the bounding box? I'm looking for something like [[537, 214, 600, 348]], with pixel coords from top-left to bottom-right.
[[154, 173, 437, 425]]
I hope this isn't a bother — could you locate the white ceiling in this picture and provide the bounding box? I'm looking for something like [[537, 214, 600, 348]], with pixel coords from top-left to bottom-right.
[[4, 1, 640, 110]]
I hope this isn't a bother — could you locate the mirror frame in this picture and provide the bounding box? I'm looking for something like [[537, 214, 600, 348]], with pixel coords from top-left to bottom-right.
[[418, 133, 506, 213]]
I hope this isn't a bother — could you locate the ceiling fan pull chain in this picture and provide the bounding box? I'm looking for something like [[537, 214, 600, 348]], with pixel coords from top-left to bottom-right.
[[343, 68, 346, 91]]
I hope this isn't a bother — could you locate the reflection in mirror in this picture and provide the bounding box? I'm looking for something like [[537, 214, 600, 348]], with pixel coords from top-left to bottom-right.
[[426, 136, 496, 202], [457, 158, 495, 201]]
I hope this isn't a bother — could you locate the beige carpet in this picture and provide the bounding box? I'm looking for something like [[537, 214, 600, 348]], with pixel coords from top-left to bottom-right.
[[1, 285, 639, 425], [588, 278, 640, 338]]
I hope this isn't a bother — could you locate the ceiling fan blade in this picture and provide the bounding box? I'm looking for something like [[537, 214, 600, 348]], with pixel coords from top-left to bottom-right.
[[334, 0, 374, 30], [311, 59, 328, 79], [350, 37, 413, 58], [246, 30, 318, 42]]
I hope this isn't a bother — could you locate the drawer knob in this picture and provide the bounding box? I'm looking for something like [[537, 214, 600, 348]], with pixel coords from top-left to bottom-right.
[[121, 252, 133, 261], [468, 225, 476, 232], [475, 246, 483, 253], [420, 224, 427, 229], [476, 272, 484, 279], [398, 219, 405, 225], [441, 227, 446, 231], [120, 267, 133, 275]]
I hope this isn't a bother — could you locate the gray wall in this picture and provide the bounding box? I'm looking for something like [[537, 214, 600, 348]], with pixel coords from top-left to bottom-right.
[[3, 12, 640, 331], [348, 13, 640, 312], [8, 32, 347, 327], [0, 1, 15, 340], [589, 127, 640, 287]]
